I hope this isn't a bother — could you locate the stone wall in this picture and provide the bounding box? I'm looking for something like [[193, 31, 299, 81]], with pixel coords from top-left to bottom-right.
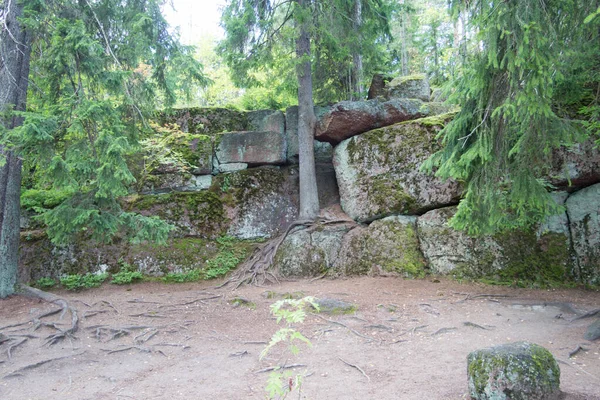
[[19, 75, 600, 285]]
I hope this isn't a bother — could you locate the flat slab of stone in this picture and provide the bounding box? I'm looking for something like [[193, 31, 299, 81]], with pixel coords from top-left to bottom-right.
[[247, 109, 285, 134], [314, 298, 357, 315], [333, 115, 462, 222], [467, 342, 560, 400], [315, 98, 427, 144], [215, 131, 286, 165]]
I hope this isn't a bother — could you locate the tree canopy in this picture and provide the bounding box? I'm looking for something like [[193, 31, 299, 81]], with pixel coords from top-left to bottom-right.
[[423, 0, 600, 235], [1, 0, 208, 245]]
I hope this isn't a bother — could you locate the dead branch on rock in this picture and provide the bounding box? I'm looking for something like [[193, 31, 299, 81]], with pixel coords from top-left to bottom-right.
[[338, 357, 370, 381], [220, 218, 358, 289], [19, 286, 79, 346], [453, 293, 512, 304]]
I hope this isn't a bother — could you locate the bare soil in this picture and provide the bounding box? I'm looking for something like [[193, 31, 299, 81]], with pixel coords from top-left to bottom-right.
[[1, 276, 599, 400]]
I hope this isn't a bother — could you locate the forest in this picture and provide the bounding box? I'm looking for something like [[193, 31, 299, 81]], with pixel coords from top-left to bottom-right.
[[1, 1, 600, 399], [0, 0, 599, 293]]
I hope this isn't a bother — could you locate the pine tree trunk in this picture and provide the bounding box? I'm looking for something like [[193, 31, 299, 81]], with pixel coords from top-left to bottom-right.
[[351, 0, 363, 100], [296, 0, 319, 221], [0, 0, 31, 298]]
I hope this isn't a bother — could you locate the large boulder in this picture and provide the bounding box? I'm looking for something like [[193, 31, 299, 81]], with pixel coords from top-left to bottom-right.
[[214, 166, 299, 239], [123, 191, 229, 238], [549, 139, 600, 191], [417, 196, 573, 284], [215, 131, 286, 166], [334, 216, 426, 277], [19, 235, 248, 281], [159, 107, 247, 135], [315, 98, 428, 144], [275, 223, 352, 277], [367, 73, 430, 102], [385, 74, 430, 102], [566, 183, 600, 285], [467, 342, 561, 400], [247, 109, 285, 134], [333, 114, 462, 222]]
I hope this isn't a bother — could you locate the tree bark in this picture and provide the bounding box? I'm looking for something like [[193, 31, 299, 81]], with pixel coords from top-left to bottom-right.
[[295, 0, 319, 220], [351, 0, 363, 100], [0, 0, 31, 298]]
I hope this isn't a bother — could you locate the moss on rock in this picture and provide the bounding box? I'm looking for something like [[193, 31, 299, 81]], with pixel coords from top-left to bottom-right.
[[467, 342, 560, 400]]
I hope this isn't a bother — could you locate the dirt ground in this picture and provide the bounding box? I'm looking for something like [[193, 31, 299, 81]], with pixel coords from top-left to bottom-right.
[[1, 276, 599, 400]]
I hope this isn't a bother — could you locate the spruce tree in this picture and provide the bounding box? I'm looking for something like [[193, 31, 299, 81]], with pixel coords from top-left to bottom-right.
[[0, 0, 207, 297], [423, 0, 599, 235]]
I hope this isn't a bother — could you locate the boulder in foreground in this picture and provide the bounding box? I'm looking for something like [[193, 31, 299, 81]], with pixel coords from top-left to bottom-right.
[[467, 342, 560, 400]]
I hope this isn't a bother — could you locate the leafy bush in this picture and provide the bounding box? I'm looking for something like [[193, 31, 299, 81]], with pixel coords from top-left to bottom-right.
[[34, 277, 56, 289], [60, 273, 108, 291], [111, 271, 143, 285], [163, 269, 202, 283], [203, 235, 247, 279]]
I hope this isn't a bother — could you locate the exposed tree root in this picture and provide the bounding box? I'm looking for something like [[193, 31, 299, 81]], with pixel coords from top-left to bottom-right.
[[3, 351, 85, 379], [18, 286, 79, 346], [338, 357, 370, 381], [220, 218, 358, 289]]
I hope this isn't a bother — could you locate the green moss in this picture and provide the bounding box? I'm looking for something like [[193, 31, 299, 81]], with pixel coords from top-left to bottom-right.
[[165, 131, 212, 168], [213, 167, 286, 212], [389, 73, 427, 85], [491, 230, 570, 288], [125, 191, 228, 238], [369, 175, 417, 216], [406, 112, 458, 128], [468, 343, 560, 399]]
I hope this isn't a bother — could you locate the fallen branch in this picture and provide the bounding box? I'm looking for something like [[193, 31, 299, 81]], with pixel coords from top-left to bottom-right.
[[255, 363, 306, 374], [338, 357, 370, 381]]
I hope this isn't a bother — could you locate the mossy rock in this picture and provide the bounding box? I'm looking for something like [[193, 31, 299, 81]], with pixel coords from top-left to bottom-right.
[[334, 117, 461, 222], [467, 342, 560, 400], [158, 107, 248, 135], [386, 73, 430, 102], [214, 166, 299, 239], [313, 298, 357, 315], [334, 216, 426, 277], [123, 191, 228, 238]]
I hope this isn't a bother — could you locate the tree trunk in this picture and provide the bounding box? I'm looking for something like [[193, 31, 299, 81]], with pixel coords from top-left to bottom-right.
[[295, 0, 319, 220], [399, 8, 409, 76], [0, 0, 31, 298], [351, 0, 363, 100]]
